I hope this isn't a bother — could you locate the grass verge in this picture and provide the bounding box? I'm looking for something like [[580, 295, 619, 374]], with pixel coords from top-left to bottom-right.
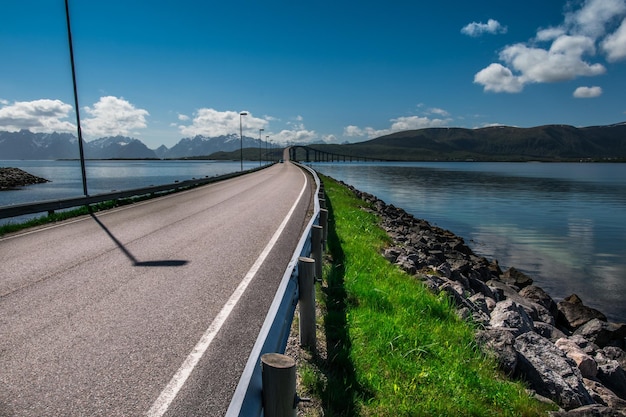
[[294, 175, 554, 416]]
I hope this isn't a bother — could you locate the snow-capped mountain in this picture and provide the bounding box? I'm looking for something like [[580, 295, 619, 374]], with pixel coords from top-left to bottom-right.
[[85, 136, 157, 159], [0, 130, 266, 160], [0, 130, 78, 159]]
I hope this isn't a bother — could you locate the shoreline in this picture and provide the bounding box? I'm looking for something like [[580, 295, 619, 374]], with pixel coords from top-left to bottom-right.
[[0, 167, 49, 190], [337, 179, 626, 413]]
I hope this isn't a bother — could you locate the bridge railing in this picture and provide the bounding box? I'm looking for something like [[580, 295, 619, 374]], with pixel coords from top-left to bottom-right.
[[225, 163, 323, 417]]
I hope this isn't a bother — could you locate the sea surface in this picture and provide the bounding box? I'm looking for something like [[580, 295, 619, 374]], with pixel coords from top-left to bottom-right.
[[311, 161, 626, 323], [0, 159, 260, 223], [2, 159, 625, 322]]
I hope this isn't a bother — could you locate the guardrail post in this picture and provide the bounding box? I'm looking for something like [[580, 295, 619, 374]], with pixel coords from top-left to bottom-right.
[[319, 208, 328, 249], [261, 353, 297, 417], [297, 257, 316, 350], [311, 225, 323, 281], [319, 198, 326, 209]]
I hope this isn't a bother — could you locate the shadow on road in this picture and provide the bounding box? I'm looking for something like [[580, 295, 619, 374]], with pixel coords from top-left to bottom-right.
[[90, 213, 188, 267]]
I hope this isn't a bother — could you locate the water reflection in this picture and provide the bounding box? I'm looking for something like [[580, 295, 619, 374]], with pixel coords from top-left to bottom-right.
[[314, 162, 626, 322]]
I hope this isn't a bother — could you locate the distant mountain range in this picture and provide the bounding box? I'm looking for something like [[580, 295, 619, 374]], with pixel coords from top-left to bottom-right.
[[306, 123, 626, 161], [0, 130, 265, 160], [2, 123, 626, 161]]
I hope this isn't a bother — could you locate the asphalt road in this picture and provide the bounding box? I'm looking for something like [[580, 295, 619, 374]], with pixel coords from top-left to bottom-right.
[[0, 161, 313, 416]]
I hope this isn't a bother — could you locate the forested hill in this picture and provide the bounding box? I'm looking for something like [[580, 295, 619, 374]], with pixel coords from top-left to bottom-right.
[[310, 123, 626, 161]]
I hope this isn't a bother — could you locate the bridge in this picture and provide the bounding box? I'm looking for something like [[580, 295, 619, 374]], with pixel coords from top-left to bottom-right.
[[288, 145, 385, 163], [0, 160, 325, 416]]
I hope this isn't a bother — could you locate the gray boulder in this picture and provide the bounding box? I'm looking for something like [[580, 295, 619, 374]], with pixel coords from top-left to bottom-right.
[[476, 328, 517, 376], [557, 294, 607, 331], [515, 332, 594, 410], [520, 285, 559, 317], [584, 378, 626, 411], [598, 361, 626, 401], [575, 319, 626, 349], [490, 299, 534, 337], [548, 403, 626, 416], [535, 322, 568, 342], [501, 266, 534, 289], [556, 338, 598, 379]]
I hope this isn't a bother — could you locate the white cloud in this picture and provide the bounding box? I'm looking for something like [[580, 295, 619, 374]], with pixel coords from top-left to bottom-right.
[[565, 0, 626, 38], [0, 99, 75, 133], [271, 127, 317, 145], [461, 19, 507, 37], [536, 27, 567, 42], [177, 108, 268, 137], [602, 17, 626, 61], [474, 63, 524, 93], [344, 114, 451, 139], [177, 113, 190, 121], [176, 109, 319, 144], [82, 96, 149, 138], [498, 36, 605, 84], [573, 86, 603, 97], [473, 0, 626, 94], [428, 107, 450, 117]]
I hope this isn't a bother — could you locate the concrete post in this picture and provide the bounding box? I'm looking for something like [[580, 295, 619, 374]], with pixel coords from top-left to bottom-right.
[[261, 353, 297, 417], [297, 257, 316, 350], [311, 225, 323, 281]]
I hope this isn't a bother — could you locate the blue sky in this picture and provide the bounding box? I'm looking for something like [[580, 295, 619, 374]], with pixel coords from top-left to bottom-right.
[[1, 0, 625, 149]]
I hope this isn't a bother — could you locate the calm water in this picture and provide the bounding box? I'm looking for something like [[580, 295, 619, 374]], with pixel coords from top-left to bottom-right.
[[0, 159, 261, 223], [3, 160, 625, 322], [311, 162, 626, 323]]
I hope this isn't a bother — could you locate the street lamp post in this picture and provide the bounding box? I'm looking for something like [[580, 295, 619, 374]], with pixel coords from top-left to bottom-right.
[[239, 111, 248, 171], [259, 128, 264, 167], [265, 135, 269, 165]]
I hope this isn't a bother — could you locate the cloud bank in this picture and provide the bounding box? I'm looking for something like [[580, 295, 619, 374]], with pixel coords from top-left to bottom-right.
[[344, 112, 452, 140], [0, 96, 150, 139], [474, 0, 626, 93], [176, 109, 318, 144], [0, 99, 75, 133]]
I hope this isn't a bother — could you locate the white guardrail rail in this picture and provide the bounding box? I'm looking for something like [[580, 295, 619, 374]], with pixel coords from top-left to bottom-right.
[[225, 163, 323, 417]]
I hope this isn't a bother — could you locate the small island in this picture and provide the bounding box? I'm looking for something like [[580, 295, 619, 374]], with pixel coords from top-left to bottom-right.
[[0, 167, 49, 190]]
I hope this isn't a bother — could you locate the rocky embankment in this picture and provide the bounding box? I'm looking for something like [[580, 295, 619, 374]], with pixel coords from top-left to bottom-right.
[[344, 182, 626, 416], [0, 167, 49, 189]]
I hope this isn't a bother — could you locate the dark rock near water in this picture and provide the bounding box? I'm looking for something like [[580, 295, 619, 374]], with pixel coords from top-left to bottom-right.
[[502, 266, 534, 289], [558, 294, 608, 331], [338, 180, 626, 414], [0, 167, 49, 189]]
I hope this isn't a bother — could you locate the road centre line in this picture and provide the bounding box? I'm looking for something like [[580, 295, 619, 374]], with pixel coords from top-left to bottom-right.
[[146, 169, 309, 417]]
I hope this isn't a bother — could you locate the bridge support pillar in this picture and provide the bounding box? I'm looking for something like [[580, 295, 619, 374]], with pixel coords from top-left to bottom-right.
[[297, 257, 316, 350], [261, 353, 297, 417]]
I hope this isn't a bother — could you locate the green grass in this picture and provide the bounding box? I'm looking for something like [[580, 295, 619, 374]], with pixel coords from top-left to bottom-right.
[[314, 175, 554, 416]]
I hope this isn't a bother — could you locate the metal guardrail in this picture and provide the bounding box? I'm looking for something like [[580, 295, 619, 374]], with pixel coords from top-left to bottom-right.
[[225, 163, 322, 417], [0, 166, 269, 220]]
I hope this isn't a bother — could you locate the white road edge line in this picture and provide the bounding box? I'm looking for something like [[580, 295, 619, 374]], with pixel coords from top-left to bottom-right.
[[146, 169, 309, 417]]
